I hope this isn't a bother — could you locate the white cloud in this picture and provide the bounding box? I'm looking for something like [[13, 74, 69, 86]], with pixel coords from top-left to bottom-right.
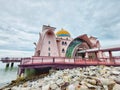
[[0, 49, 33, 57], [0, 0, 120, 57]]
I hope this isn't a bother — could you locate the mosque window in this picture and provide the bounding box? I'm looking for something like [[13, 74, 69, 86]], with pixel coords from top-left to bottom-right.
[[37, 50, 40, 56], [65, 42, 67, 45], [48, 47, 50, 51], [62, 41, 64, 45], [62, 48, 65, 53], [48, 53, 50, 56], [48, 41, 50, 44]]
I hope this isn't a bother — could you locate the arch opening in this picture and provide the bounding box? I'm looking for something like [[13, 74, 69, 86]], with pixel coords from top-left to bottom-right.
[[66, 38, 91, 58]]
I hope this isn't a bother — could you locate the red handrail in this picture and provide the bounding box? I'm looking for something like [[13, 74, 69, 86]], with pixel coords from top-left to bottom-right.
[[21, 56, 120, 65]]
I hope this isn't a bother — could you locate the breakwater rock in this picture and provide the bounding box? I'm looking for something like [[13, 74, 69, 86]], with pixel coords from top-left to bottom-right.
[[3, 66, 120, 90]]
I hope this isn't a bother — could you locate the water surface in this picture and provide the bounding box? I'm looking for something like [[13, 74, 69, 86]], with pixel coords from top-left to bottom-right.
[[0, 62, 18, 87]]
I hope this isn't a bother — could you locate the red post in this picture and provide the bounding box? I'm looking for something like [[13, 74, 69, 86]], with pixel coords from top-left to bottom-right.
[[32, 57, 33, 64], [64, 57, 65, 63], [20, 58, 22, 65], [85, 58, 86, 65], [109, 51, 113, 63], [74, 57, 75, 63], [53, 57, 55, 63], [42, 58, 43, 63]]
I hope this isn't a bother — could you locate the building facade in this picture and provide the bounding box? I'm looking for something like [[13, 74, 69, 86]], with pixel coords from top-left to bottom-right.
[[34, 25, 102, 59]]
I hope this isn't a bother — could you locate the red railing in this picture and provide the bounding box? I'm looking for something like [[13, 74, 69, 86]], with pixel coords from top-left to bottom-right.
[[21, 56, 120, 65]]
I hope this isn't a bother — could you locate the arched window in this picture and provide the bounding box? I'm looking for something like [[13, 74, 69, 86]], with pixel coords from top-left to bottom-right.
[[37, 50, 40, 56], [62, 41, 64, 45], [48, 47, 50, 51], [48, 41, 50, 44], [65, 42, 67, 45], [62, 48, 65, 53]]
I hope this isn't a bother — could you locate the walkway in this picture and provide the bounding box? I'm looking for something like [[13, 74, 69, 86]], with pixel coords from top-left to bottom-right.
[[0, 57, 22, 63], [19, 56, 120, 69]]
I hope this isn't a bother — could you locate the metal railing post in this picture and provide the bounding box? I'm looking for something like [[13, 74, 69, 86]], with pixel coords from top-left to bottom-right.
[[64, 57, 65, 63], [53, 57, 55, 63], [32, 57, 33, 64], [74, 57, 75, 63], [42, 58, 43, 63]]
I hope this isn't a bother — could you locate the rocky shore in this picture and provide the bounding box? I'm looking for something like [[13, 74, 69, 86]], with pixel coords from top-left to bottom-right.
[[2, 66, 120, 90]]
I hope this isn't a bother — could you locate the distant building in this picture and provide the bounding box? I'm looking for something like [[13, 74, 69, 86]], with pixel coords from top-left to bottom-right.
[[34, 25, 102, 58]]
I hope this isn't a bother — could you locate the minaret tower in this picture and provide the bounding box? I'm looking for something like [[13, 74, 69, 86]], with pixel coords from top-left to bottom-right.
[[34, 25, 59, 57]]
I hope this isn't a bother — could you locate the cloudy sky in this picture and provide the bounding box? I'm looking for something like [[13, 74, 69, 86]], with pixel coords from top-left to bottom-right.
[[0, 0, 120, 57]]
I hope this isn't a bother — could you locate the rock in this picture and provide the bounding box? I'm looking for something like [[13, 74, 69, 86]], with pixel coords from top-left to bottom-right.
[[75, 85, 81, 90], [109, 75, 117, 80], [86, 79, 97, 85], [49, 69, 56, 75], [50, 83, 58, 90], [67, 84, 75, 90], [89, 71, 96, 76], [55, 87, 61, 90], [114, 77, 120, 84], [113, 84, 120, 90], [11, 80, 16, 84], [50, 84, 58, 90], [63, 76, 70, 82], [56, 79, 64, 85], [83, 72, 89, 76], [103, 67, 111, 71], [3, 66, 120, 90], [85, 82, 97, 89], [61, 82, 69, 90], [103, 85, 108, 90], [95, 86, 102, 90], [100, 69, 106, 75], [108, 83, 116, 90], [23, 82, 28, 87], [100, 78, 115, 85], [42, 84, 50, 90], [89, 66, 96, 69], [111, 71, 120, 75], [80, 84, 89, 90]]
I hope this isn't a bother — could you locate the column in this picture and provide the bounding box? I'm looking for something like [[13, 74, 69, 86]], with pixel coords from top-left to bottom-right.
[[6, 63, 9, 68], [109, 51, 113, 62], [11, 63, 14, 67], [85, 52, 88, 60], [95, 52, 98, 59]]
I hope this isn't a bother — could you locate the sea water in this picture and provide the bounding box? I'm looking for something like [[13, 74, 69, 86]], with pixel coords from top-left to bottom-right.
[[0, 62, 18, 87]]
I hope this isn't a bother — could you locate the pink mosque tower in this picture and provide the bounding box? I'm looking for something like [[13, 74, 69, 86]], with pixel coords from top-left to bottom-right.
[[34, 25, 103, 59], [34, 25, 59, 57]]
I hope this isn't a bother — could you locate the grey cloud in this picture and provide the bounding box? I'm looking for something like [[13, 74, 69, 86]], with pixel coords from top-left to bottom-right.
[[0, 0, 120, 56]]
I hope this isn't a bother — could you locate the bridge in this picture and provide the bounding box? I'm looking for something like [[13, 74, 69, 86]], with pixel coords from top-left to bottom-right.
[[19, 56, 120, 67], [1, 45, 119, 76], [0, 57, 22, 63], [18, 56, 120, 76], [0, 57, 22, 68], [18, 45, 120, 76]]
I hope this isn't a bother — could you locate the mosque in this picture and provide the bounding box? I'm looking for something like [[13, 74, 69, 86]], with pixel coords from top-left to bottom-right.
[[34, 25, 103, 59], [1, 25, 120, 77], [17, 25, 120, 76]]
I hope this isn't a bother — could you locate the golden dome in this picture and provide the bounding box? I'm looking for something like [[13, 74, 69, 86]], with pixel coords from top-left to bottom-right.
[[56, 28, 71, 37]]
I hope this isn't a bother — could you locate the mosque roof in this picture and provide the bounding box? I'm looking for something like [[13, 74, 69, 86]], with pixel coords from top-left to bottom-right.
[[56, 28, 71, 37]]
